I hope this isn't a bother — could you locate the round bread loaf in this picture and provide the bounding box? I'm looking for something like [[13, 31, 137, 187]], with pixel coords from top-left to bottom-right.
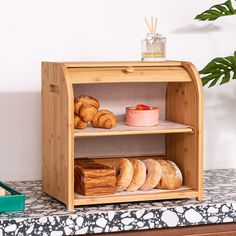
[[157, 160, 183, 190]]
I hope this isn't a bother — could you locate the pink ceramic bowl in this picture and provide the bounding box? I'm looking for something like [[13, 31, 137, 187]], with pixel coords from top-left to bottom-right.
[[125, 106, 160, 127]]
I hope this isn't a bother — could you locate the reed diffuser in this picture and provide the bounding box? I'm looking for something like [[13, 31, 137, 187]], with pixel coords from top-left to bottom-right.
[[142, 16, 166, 61]]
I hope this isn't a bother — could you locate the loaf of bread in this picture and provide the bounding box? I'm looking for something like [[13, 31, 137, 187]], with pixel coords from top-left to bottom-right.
[[91, 110, 117, 129], [74, 163, 116, 196], [156, 160, 183, 190]]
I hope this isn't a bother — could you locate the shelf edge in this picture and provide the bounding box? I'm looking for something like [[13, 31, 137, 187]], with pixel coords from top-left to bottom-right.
[[74, 189, 198, 206], [74, 127, 194, 138]]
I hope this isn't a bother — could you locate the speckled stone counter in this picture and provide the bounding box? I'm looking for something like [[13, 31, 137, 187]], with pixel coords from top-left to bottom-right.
[[0, 169, 236, 236]]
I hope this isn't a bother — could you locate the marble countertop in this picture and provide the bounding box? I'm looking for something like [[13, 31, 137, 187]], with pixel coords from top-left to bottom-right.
[[0, 169, 236, 236]]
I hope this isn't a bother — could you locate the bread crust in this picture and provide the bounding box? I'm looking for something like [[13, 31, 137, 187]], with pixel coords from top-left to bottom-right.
[[140, 159, 162, 191], [113, 158, 133, 192], [126, 159, 146, 191], [74, 95, 100, 128], [157, 160, 183, 190], [74, 114, 87, 129], [91, 110, 117, 129]]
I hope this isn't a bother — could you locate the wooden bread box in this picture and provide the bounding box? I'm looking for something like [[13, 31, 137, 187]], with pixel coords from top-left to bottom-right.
[[42, 61, 204, 210]]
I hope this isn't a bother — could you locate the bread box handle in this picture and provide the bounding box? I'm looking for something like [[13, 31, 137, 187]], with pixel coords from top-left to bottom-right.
[[125, 66, 135, 73], [50, 84, 59, 93]]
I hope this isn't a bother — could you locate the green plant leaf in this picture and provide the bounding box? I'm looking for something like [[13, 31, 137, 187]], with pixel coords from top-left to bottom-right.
[[209, 77, 220, 87], [200, 52, 236, 87], [195, 0, 236, 21], [220, 72, 230, 84]]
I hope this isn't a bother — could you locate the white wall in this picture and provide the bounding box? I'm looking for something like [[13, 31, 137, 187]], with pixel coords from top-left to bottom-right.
[[0, 0, 236, 181]]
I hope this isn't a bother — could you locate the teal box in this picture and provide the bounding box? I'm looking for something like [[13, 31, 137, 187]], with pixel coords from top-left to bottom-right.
[[0, 182, 25, 212]]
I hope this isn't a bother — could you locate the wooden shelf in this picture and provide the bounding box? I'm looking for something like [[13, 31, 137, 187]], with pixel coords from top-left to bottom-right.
[[74, 120, 193, 137], [74, 186, 197, 206]]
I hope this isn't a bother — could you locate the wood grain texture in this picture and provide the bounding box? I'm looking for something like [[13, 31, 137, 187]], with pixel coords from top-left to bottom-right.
[[182, 61, 204, 201], [42, 62, 74, 210], [74, 189, 198, 206], [63, 61, 183, 68], [68, 66, 191, 84], [166, 61, 203, 201], [42, 61, 203, 209], [166, 83, 197, 190], [91, 223, 236, 236], [74, 120, 193, 137]]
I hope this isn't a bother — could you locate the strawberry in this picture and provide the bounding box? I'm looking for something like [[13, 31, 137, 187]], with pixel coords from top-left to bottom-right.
[[135, 104, 152, 110]]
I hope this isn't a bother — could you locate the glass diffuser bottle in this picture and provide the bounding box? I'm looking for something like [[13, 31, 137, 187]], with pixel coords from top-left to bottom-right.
[[142, 17, 166, 61]]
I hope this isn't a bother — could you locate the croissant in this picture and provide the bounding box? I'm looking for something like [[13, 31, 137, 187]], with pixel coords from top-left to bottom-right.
[[74, 95, 100, 123], [74, 114, 87, 129], [91, 110, 117, 129]]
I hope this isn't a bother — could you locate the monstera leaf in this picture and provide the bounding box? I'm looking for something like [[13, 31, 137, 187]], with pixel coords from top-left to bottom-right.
[[195, 0, 236, 21], [200, 52, 236, 87]]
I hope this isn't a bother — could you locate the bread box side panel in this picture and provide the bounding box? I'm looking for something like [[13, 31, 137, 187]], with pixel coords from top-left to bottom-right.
[[166, 62, 203, 200], [42, 63, 74, 209]]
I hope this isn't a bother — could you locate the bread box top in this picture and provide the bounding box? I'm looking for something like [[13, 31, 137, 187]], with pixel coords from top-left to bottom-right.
[[42, 61, 201, 86]]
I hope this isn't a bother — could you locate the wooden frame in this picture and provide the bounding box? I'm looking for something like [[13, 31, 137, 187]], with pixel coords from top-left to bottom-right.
[[92, 223, 236, 236], [42, 61, 203, 210]]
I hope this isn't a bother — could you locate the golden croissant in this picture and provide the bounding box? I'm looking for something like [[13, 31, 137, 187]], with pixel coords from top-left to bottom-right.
[[91, 110, 117, 129], [74, 95, 100, 127], [74, 114, 87, 129]]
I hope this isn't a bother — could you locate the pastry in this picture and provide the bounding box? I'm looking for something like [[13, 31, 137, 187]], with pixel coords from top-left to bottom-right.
[[157, 160, 183, 190], [74, 114, 87, 129], [74, 163, 116, 196], [91, 110, 117, 129], [74, 95, 100, 123], [126, 159, 146, 191], [113, 158, 133, 192], [140, 159, 162, 191]]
